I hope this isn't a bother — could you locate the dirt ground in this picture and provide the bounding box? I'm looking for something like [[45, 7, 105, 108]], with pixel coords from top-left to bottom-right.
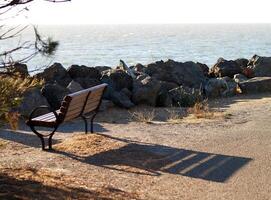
[[1, 93, 271, 200]]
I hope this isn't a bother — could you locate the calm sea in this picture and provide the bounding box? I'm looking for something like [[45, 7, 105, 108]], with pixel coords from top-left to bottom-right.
[[2, 24, 271, 71]]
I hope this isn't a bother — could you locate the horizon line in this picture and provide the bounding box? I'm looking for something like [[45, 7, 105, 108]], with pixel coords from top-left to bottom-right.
[[8, 22, 271, 26]]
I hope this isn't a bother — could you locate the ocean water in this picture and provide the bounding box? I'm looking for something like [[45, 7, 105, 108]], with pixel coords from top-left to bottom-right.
[[2, 24, 271, 71]]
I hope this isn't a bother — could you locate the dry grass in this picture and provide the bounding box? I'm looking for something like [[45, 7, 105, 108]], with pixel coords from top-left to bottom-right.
[[187, 101, 215, 119], [165, 108, 185, 124], [5, 111, 20, 130], [0, 167, 139, 200], [0, 140, 8, 149], [55, 133, 124, 157], [165, 101, 221, 124], [182, 101, 225, 123], [129, 109, 156, 123]]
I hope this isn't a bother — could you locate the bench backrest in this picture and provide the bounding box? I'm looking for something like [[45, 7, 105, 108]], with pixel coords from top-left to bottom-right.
[[58, 83, 107, 122]]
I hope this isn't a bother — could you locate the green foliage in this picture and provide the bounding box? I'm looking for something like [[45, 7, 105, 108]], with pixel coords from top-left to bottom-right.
[[0, 75, 44, 122]]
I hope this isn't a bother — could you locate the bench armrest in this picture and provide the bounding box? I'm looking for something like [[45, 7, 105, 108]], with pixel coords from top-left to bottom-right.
[[28, 105, 58, 122]]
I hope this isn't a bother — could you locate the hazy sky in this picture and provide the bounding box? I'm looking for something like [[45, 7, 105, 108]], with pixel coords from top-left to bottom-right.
[[13, 0, 271, 24]]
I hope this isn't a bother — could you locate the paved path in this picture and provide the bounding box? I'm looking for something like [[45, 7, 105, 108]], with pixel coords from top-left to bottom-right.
[[1, 94, 271, 199]]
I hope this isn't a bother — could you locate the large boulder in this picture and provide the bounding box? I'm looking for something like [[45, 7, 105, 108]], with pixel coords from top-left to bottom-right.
[[101, 69, 133, 91], [221, 77, 239, 96], [35, 63, 72, 87], [8, 63, 29, 77], [74, 78, 101, 89], [67, 80, 83, 93], [111, 91, 134, 109], [145, 59, 207, 88], [196, 62, 209, 77], [95, 66, 111, 74], [99, 100, 115, 111], [67, 65, 101, 80], [18, 87, 50, 117], [132, 76, 161, 106], [235, 58, 249, 69], [204, 77, 238, 98], [209, 58, 242, 78], [239, 77, 271, 94], [169, 86, 202, 107], [101, 69, 133, 99], [247, 55, 271, 77], [133, 63, 145, 72], [67, 65, 101, 89], [41, 83, 70, 109], [156, 81, 178, 107]]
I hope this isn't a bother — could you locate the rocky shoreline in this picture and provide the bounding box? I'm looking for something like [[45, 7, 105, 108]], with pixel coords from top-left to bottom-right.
[[12, 54, 271, 117]]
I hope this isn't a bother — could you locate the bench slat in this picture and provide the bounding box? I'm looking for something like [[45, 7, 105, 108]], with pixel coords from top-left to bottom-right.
[[64, 89, 104, 106], [83, 101, 100, 114], [32, 110, 60, 121], [62, 95, 101, 113], [63, 99, 100, 120]]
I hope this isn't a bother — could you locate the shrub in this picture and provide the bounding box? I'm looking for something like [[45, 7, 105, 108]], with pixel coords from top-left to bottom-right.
[[130, 109, 156, 123], [187, 100, 214, 119], [169, 86, 203, 107], [0, 75, 44, 129]]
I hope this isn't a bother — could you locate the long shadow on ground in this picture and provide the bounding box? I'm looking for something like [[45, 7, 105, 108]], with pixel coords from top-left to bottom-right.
[[54, 135, 252, 183], [0, 123, 107, 148]]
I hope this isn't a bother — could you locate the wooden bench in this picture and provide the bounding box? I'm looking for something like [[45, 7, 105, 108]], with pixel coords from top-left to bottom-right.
[[26, 83, 108, 150]]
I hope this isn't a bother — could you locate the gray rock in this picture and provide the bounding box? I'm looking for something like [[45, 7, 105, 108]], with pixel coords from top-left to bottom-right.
[[134, 63, 145, 72], [121, 88, 132, 99], [145, 59, 207, 88], [101, 69, 133, 91], [156, 91, 173, 107], [67, 80, 83, 93], [235, 58, 249, 69], [18, 87, 50, 117], [95, 66, 111, 74], [209, 58, 242, 78], [8, 63, 29, 77], [205, 77, 238, 98], [233, 74, 248, 83], [101, 69, 133, 100], [159, 81, 179, 91], [169, 86, 202, 107], [135, 74, 150, 82], [239, 77, 271, 94], [67, 65, 101, 80], [247, 55, 271, 77], [197, 62, 209, 77], [35, 63, 72, 87], [132, 76, 161, 106], [221, 77, 238, 96], [74, 78, 101, 89], [99, 100, 115, 111], [111, 91, 134, 109], [41, 82, 70, 109], [156, 81, 178, 107]]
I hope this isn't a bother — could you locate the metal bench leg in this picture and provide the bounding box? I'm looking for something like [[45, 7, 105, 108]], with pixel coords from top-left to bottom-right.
[[81, 116, 88, 134], [30, 125, 58, 150], [38, 134, 46, 150], [90, 113, 97, 133], [48, 128, 57, 150]]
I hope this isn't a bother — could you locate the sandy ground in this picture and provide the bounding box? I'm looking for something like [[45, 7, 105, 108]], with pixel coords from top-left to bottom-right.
[[1, 93, 271, 200]]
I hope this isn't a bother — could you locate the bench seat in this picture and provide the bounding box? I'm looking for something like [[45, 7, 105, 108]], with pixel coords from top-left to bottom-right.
[[27, 110, 60, 127]]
